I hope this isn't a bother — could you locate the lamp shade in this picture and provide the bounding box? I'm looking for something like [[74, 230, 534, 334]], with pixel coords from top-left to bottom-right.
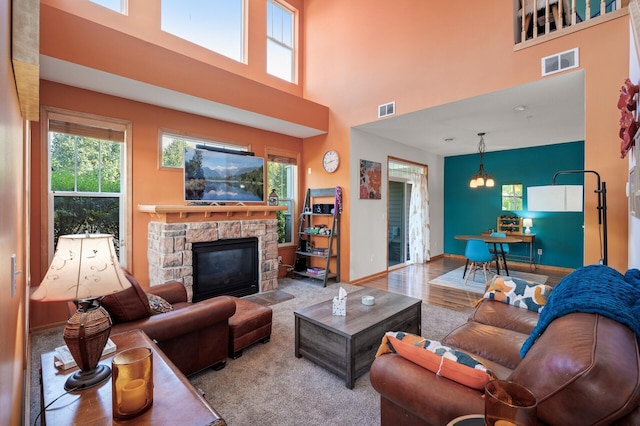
[[31, 234, 130, 302], [527, 185, 583, 212], [522, 218, 533, 228]]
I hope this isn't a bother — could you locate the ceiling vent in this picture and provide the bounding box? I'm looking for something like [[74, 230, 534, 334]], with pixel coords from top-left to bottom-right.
[[378, 101, 395, 118], [542, 48, 579, 76]]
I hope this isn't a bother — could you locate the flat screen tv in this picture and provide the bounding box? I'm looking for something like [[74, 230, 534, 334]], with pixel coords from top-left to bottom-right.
[[184, 145, 264, 203]]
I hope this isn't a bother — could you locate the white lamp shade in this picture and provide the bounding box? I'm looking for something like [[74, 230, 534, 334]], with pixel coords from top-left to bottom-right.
[[31, 234, 131, 302], [522, 218, 533, 228], [527, 185, 583, 212]]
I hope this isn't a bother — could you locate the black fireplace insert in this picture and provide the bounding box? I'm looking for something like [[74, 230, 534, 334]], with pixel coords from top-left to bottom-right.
[[192, 237, 259, 301]]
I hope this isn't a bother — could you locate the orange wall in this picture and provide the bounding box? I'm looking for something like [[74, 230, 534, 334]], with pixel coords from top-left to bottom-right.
[[0, 0, 28, 423], [30, 81, 303, 327], [302, 1, 630, 273], [39, 1, 327, 132]]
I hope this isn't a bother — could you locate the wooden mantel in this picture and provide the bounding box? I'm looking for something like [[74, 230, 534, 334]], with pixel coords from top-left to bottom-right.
[[138, 204, 287, 223]]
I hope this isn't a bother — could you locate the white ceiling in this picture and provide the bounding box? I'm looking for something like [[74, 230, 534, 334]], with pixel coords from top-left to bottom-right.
[[40, 55, 585, 157], [355, 70, 586, 157]]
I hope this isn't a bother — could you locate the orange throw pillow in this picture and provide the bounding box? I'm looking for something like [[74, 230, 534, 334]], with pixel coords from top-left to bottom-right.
[[376, 331, 495, 390]]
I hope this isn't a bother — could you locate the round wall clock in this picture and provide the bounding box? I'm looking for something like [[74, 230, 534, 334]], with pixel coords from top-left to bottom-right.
[[322, 150, 339, 173]]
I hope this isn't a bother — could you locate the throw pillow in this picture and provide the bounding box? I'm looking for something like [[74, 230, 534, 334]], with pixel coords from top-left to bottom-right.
[[375, 331, 495, 390], [484, 276, 552, 313], [100, 270, 152, 323], [147, 293, 173, 315]]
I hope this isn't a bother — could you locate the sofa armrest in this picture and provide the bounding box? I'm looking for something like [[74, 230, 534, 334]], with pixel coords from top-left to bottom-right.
[[146, 281, 188, 305], [370, 353, 485, 425], [112, 296, 236, 342]]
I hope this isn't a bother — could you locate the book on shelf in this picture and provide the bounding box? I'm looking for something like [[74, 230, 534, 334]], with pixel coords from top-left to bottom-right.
[[306, 266, 326, 276], [54, 338, 117, 370]]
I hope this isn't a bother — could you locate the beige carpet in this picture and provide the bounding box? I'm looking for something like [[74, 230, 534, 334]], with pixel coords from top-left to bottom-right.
[[29, 278, 470, 426], [429, 266, 549, 294]]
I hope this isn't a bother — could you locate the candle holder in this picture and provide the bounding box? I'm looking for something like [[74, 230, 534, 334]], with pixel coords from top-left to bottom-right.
[[112, 347, 153, 419], [485, 379, 537, 426]]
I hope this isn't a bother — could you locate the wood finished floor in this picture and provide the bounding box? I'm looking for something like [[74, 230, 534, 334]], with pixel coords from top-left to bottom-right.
[[354, 256, 570, 313]]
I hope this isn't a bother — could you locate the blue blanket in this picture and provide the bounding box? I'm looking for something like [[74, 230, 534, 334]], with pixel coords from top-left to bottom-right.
[[520, 265, 640, 357]]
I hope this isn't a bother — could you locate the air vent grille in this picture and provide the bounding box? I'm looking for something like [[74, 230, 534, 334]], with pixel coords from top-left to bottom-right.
[[542, 48, 579, 76], [378, 101, 395, 118]]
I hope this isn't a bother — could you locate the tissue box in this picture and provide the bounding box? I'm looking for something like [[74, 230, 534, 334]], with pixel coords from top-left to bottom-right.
[[332, 296, 347, 316]]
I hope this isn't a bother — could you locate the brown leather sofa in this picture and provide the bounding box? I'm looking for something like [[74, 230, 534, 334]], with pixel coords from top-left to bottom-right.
[[370, 293, 640, 425], [94, 271, 236, 377]]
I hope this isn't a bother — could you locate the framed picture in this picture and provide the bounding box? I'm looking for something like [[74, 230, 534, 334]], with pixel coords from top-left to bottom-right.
[[359, 159, 382, 199]]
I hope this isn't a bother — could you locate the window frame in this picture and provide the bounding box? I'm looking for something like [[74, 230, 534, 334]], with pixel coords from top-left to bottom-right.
[[266, 0, 296, 83], [42, 107, 133, 269], [266, 147, 298, 246], [501, 184, 524, 211]]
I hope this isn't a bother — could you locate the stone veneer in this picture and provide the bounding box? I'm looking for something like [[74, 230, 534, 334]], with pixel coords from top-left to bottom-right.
[[147, 218, 279, 302]]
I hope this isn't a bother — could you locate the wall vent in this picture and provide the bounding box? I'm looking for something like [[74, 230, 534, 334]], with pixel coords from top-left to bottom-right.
[[378, 101, 395, 118], [541, 48, 579, 76]]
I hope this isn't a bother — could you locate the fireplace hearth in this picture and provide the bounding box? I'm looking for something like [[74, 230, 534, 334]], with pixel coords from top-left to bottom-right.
[[192, 237, 259, 301]]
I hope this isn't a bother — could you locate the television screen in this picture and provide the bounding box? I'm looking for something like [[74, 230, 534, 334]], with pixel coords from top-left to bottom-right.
[[184, 146, 264, 203]]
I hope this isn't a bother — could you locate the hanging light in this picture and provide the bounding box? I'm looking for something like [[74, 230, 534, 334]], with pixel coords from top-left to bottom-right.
[[469, 132, 495, 189]]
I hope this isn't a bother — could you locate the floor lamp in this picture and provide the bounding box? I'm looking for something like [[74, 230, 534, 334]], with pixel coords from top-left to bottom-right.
[[528, 170, 607, 266]]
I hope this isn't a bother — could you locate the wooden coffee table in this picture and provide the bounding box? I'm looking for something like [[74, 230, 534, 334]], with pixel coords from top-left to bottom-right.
[[294, 288, 421, 388]]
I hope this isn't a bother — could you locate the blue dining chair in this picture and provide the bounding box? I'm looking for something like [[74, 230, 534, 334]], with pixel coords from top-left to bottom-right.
[[489, 232, 509, 274], [464, 239, 493, 286]]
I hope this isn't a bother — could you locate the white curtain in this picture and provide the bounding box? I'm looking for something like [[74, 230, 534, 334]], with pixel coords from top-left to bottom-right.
[[409, 173, 430, 263]]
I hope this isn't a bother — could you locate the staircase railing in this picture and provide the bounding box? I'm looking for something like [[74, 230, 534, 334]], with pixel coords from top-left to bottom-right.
[[517, 0, 628, 45]]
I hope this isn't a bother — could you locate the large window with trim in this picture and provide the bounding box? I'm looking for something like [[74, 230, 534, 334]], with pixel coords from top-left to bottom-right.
[[47, 113, 128, 260], [267, 150, 297, 244], [161, 0, 244, 62], [267, 0, 295, 82]]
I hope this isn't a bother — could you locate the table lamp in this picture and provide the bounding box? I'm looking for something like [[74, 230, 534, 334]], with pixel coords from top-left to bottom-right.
[[31, 234, 131, 391], [522, 218, 533, 234]]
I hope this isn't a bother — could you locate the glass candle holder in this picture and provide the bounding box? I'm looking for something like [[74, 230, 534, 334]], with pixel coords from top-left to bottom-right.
[[112, 347, 153, 419], [484, 380, 537, 426]]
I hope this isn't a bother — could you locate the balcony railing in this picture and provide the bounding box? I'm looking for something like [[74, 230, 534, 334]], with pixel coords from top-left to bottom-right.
[[516, 0, 628, 45]]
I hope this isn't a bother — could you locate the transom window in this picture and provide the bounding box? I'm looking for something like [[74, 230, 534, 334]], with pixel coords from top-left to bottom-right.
[[502, 184, 523, 211], [89, 0, 127, 14], [160, 132, 248, 169], [161, 0, 244, 62], [267, 0, 294, 82]]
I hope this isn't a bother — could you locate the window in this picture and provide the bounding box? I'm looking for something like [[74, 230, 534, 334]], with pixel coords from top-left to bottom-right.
[[267, 0, 294, 82], [160, 132, 249, 168], [48, 115, 127, 258], [267, 151, 297, 244], [502, 184, 523, 211], [161, 0, 244, 62], [89, 0, 127, 14]]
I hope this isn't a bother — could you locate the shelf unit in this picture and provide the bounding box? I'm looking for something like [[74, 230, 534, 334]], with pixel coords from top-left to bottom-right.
[[293, 188, 340, 286], [496, 216, 523, 235]]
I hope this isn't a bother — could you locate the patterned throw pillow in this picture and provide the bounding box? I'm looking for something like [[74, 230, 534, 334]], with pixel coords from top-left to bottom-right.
[[483, 276, 552, 313], [375, 331, 495, 390], [146, 293, 173, 315]]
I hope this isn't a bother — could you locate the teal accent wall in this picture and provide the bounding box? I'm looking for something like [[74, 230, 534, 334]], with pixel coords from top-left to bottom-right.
[[444, 141, 585, 269]]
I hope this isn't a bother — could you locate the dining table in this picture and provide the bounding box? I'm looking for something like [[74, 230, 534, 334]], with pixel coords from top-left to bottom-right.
[[454, 234, 523, 277]]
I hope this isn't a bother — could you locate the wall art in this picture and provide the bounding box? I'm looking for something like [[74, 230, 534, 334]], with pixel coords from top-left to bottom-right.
[[359, 159, 382, 199]]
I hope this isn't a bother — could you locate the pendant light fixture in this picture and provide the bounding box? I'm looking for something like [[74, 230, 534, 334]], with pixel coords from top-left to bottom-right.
[[469, 132, 495, 188]]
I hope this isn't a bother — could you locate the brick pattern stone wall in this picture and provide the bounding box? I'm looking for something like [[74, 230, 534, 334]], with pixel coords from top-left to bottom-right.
[[147, 219, 279, 301]]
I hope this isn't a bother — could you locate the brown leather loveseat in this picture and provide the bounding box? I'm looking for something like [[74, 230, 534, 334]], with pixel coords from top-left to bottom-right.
[[96, 270, 236, 376], [370, 265, 640, 425]]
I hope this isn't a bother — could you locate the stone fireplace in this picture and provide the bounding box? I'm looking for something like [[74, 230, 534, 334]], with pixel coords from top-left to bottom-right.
[[140, 204, 283, 302]]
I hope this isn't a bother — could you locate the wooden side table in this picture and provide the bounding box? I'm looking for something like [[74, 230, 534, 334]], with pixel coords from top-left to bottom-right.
[[39, 329, 226, 425]]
